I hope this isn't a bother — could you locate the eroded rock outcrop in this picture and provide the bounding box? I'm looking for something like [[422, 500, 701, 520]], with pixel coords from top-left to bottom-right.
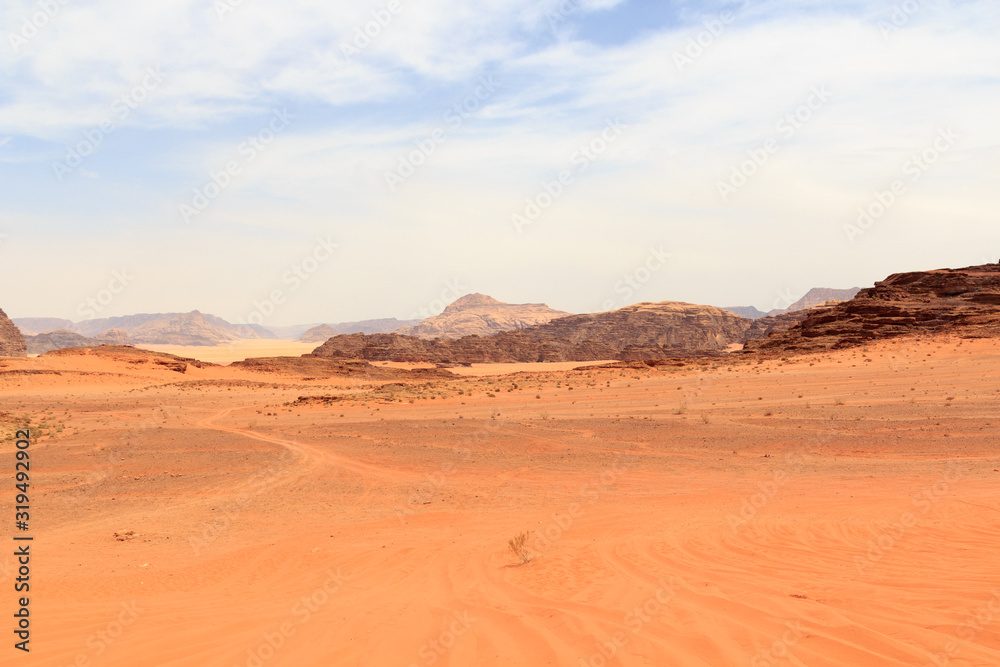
[[742, 302, 841, 344], [746, 264, 1000, 354], [313, 301, 751, 363], [0, 308, 27, 357]]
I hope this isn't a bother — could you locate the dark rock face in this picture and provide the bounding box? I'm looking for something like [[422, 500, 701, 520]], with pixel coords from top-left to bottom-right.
[[312, 302, 752, 363], [746, 264, 1000, 354], [742, 302, 840, 344], [0, 308, 27, 357]]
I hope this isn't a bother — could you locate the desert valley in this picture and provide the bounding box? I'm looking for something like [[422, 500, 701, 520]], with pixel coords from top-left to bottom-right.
[[1, 263, 999, 666]]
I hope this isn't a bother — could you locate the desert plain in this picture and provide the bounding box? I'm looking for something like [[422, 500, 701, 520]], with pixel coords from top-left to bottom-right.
[[2, 335, 999, 666]]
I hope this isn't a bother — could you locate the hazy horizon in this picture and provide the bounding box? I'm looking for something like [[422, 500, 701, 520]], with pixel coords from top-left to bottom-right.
[[9, 282, 873, 329], [2, 0, 998, 326]]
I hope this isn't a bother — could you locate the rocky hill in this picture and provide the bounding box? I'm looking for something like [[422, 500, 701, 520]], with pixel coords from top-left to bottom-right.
[[394, 294, 570, 339], [24, 329, 134, 355], [99, 328, 132, 345], [299, 318, 421, 343], [313, 301, 751, 363], [0, 308, 27, 357], [746, 264, 1000, 354]]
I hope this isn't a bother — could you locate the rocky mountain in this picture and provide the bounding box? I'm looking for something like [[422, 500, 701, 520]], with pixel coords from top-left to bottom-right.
[[746, 263, 1000, 354], [393, 294, 571, 339], [724, 287, 862, 320], [313, 301, 752, 363], [767, 287, 861, 317], [24, 329, 134, 355], [0, 308, 27, 357], [299, 318, 421, 343]]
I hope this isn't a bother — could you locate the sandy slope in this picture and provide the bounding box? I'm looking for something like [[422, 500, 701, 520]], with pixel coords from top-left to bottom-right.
[[1, 336, 999, 666]]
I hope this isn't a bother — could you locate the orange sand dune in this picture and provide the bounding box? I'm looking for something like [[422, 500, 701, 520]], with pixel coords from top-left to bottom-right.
[[2, 336, 999, 666]]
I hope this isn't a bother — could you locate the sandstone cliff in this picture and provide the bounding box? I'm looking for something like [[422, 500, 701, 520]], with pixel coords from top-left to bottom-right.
[[742, 301, 841, 343], [394, 294, 571, 339], [746, 264, 1000, 354], [0, 308, 27, 357]]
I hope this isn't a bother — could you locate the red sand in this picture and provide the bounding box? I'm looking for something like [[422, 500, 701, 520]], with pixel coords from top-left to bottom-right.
[[2, 335, 999, 666]]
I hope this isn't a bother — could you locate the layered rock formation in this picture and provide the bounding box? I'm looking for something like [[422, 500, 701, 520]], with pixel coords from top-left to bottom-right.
[[0, 308, 27, 357], [394, 294, 570, 339], [313, 301, 751, 363], [746, 264, 1000, 354], [742, 302, 841, 343]]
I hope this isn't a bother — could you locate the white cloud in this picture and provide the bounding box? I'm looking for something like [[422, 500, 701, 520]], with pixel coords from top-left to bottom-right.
[[1, 0, 998, 320]]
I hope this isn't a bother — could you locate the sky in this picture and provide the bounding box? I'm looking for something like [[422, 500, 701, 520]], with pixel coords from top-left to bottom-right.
[[1, 0, 998, 327]]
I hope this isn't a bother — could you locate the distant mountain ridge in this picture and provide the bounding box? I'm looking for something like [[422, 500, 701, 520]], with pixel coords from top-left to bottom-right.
[[300, 318, 422, 343], [767, 287, 861, 316], [723, 306, 767, 320], [723, 287, 862, 319], [12, 317, 75, 335], [393, 293, 571, 339], [15, 311, 271, 346], [15, 312, 423, 347]]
